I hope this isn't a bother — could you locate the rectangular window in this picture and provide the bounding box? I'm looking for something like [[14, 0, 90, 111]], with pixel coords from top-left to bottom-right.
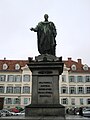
[[6, 86, 13, 93], [23, 86, 30, 93], [69, 87, 76, 94], [8, 75, 14, 82], [14, 98, 20, 104], [15, 75, 22, 82], [0, 75, 6, 82], [86, 87, 90, 94], [62, 75, 66, 82], [69, 76, 75, 82], [87, 99, 90, 104], [24, 98, 28, 104], [85, 76, 90, 82], [77, 76, 83, 82], [0, 86, 4, 93], [61, 87, 68, 94], [77, 87, 84, 94], [61, 98, 68, 104], [14, 87, 21, 94], [23, 75, 30, 82], [71, 98, 75, 105], [80, 98, 83, 105], [6, 98, 12, 104]]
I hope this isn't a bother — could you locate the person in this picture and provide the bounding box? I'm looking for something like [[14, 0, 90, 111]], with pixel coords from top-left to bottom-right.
[[79, 107, 83, 116], [30, 14, 57, 56]]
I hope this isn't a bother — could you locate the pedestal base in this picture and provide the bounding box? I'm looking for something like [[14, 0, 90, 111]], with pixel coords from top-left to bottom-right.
[[25, 104, 65, 119], [26, 55, 65, 119]]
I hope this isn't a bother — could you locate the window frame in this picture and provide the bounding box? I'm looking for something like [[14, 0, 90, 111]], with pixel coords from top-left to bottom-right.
[[14, 86, 21, 94], [15, 75, 22, 82], [77, 87, 84, 94], [23, 86, 30, 94], [23, 75, 30, 82], [85, 76, 90, 82], [61, 98, 68, 104], [61, 87, 68, 94], [69, 87, 76, 94], [0, 86, 4, 93], [77, 76, 83, 82], [0, 75, 6, 82], [62, 75, 66, 82], [6, 86, 13, 93], [7, 75, 14, 82], [69, 76, 75, 82]]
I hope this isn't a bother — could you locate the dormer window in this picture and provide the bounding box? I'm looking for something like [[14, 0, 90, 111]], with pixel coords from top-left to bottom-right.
[[71, 64, 76, 71], [15, 64, 20, 70], [83, 64, 88, 71], [3, 63, 8, 70]]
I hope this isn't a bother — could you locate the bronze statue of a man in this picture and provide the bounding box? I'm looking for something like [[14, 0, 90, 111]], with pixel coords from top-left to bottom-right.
[[30, 14, 57, 56]]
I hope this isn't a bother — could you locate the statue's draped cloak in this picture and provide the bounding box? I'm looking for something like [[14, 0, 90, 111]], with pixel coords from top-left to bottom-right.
[[35, 21, 57, 55]]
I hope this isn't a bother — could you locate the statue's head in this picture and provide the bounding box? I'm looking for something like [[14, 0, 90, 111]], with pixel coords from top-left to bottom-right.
[[44, 14, 49, 21]]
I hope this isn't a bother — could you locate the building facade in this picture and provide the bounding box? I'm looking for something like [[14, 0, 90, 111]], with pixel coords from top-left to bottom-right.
[[60, 58, 90, 109], [0, 58, 90, 109], [0, 59, 32, 109]]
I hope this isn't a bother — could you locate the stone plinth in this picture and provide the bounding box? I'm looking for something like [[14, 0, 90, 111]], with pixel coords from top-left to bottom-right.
[[25, 54, 65, 119], [25, 104, 65, 117]]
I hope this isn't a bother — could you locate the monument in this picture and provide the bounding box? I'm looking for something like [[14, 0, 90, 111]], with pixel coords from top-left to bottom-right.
[[25, 14, 65, 119]]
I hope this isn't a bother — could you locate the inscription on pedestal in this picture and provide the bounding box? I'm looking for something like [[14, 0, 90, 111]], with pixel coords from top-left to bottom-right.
[[38, 76, 53, 104]]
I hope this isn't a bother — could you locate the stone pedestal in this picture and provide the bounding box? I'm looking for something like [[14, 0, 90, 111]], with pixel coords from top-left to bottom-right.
[[25, 54, 65, 119]]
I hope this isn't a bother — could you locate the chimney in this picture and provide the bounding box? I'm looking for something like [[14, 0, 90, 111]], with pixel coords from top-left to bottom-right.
[[68, 57, 72, 61], [77, 59, 82, 64], [4, 57, 6, 60]]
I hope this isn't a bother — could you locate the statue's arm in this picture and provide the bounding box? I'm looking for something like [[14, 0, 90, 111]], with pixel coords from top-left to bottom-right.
[[30, 27, 37, 32], [30, 22, 41, 32]]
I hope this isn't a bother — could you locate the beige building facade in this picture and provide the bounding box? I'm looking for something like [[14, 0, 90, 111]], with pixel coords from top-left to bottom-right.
[[0, 58, 90, 109], [60, 58, 90, 109]]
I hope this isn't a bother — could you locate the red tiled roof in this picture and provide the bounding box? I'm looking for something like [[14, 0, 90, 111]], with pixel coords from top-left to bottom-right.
[[0, 60, 28, 71], [64, 58, 90, 73], [0, 58, 90, 73]]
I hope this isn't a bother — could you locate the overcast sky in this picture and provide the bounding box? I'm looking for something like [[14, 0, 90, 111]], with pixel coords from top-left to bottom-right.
[[0, 0, 90, 65]]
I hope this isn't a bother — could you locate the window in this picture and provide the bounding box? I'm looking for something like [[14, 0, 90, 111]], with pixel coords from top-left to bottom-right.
[[8, 75, 14, 82], [23, 75, 30, 82], [80, 98, 83, 105], [14, 98, 20, 104], [77, 76, 83, 82], [15, 64, 20, 70], [69, 87, 76, 94], [71, 98, 75, 105], [62, 75, 66, 82], [77, 87, 84, 94], [3, 63, 8, 70], [23, 86, 30, 93], [0, 86, 4, 93], [24, 98, 28, 104], [87, 99, 90, 105], [6, 86, 13, 93], [0, 75, 6, 82], [86, 87, 90, 94], [6, 98, 12, 104], [14, 87, 21, 94], [85, 76, 90, 82], [83, 64, 88, 71], [15, 75, 22, 82], [61, 98, 68, 104], [61, 87, 68, 94], [71, 64, 76, 71], [69, 76, 75, 82]]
